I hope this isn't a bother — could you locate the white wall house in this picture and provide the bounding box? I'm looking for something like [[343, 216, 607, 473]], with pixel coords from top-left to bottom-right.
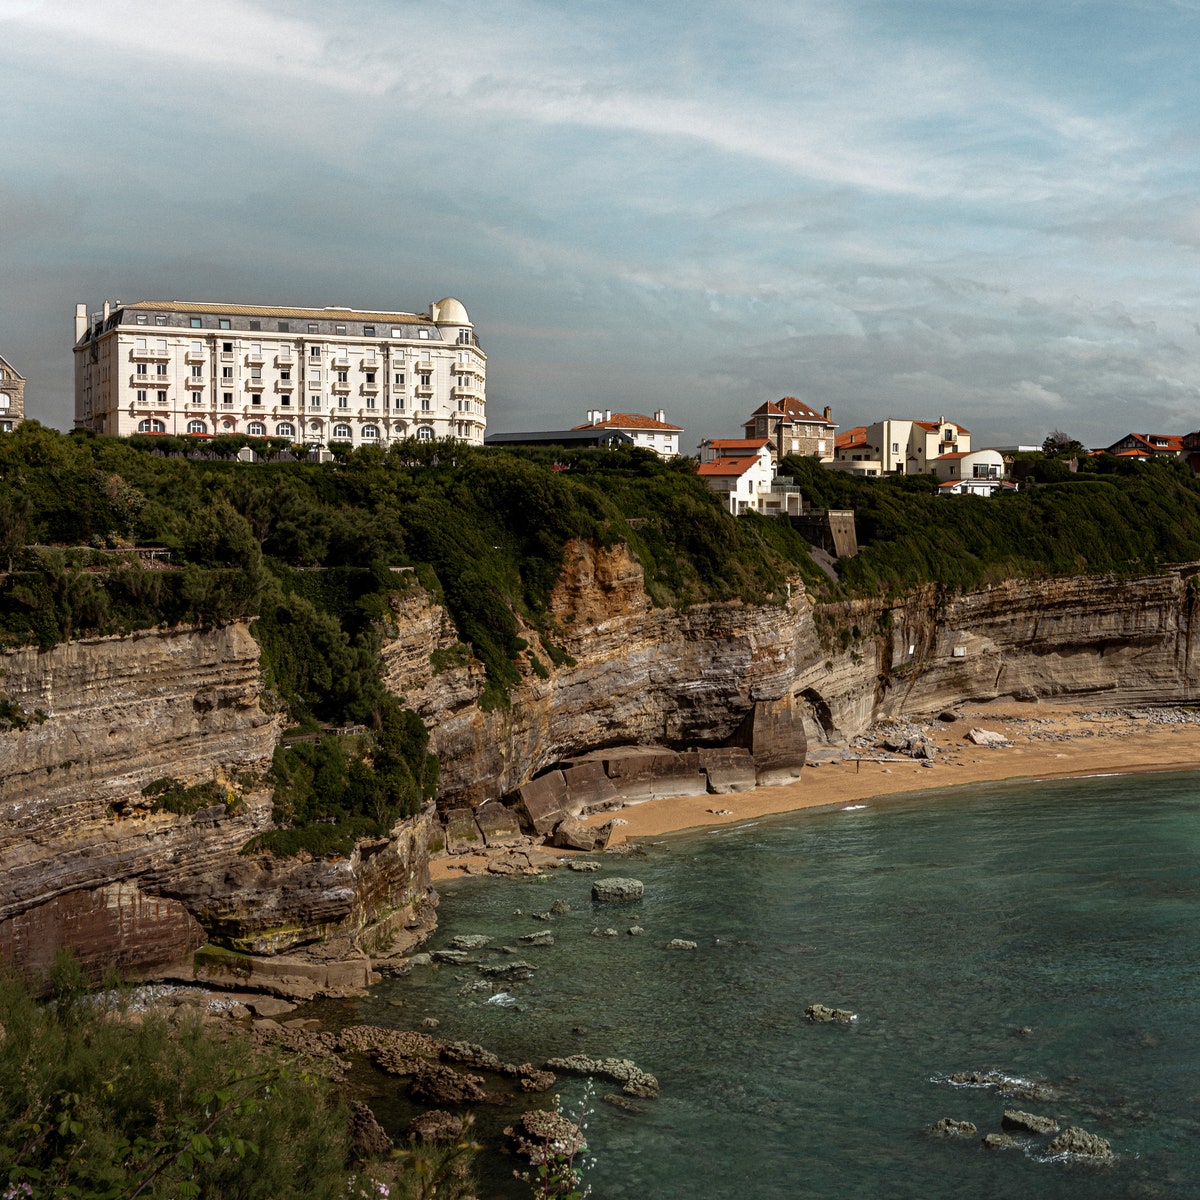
[[73, 297, 485, 447], [931, 448, 1004, 483], [696, 441, 793, 514], [830, 417, 971, 476], [571, 409, 682, 458]]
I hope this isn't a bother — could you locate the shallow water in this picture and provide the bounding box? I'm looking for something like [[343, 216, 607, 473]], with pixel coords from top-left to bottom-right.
[[352, 772, 1200, 1198]]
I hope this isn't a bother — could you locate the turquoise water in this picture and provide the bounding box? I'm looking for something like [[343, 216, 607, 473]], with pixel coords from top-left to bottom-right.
[[353, 773, 1200, 1198]]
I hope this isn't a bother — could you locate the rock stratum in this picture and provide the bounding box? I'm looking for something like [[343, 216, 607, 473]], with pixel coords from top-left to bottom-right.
[[3, 542, 1198, 985]]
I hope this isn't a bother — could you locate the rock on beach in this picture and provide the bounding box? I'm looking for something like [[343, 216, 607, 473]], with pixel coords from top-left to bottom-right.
[[592, 877, 644, 902]]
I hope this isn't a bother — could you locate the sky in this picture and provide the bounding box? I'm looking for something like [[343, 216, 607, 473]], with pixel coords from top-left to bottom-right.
[[3, 0, 1200, 450]]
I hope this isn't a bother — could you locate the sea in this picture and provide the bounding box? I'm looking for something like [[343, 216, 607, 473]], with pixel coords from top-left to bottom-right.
[[346, 771, 1200, 1199]]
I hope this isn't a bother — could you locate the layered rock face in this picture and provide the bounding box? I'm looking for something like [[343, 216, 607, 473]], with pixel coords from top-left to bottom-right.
[[382, 542, 806, 806], [792, 571, 1200, 743], [0, 623, 437, 987]]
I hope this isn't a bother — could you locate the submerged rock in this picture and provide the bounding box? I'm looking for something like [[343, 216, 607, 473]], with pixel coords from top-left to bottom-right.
[[545, 1054, 659, 1098], [982, 1133, 1016, 1151], [805, 1003, 857, 1024], [666, 939, 698, 950], [408, 1110, 463, 1143], [449, 934, 492, 950], [1003, 1109, 1059, 1136], [431, 949, 476, 965], [478, 960, 537, 980], [592, 877, 644, 902], [409, 1061, 487, 1105], [924, 1117, 977, 1138], [505, 1109, 587, 1162], [1047, 1126, 1115, 1162], [946, 1070, 1056, 1101], [519, 930, 555, 946]]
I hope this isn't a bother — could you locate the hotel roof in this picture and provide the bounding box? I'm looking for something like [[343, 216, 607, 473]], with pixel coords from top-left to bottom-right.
[[573, 412, 683, 432]]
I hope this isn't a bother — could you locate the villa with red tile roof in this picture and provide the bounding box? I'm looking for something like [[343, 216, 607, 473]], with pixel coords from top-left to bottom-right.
[[572, 408, 682, 458], [830, 417, 972, 477], [1104, 433, 1184, 458], [742, 397, 836, 464]]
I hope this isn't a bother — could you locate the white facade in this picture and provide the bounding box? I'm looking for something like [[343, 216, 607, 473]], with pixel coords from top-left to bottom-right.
[[696, 442, 802, 515], [931, 448, 1004, 483], [73, 297, 485, 447], [573, 409, 682, 458], [831, 417, 971, 476]]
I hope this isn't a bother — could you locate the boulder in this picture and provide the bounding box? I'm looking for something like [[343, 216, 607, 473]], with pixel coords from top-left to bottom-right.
[[592, 877, 644, 903], [408, 1110, 463, 1143], [449, 934, 492, 950], [478, 960, 537, 980], [911, 740, 936, 761], [728, 695, 807, 785], [515, 771, 570, 836], [1002, 1109, 1059, 1136], [805, 1003, 856, 1024], [505, 1108, 586, 1162], [519, 930, 555, 946], [937, 710, 962, 723], [924, 1117, 977, 1138], [551, 815, 601, 852], [966, 728, 1011, 748], [444, 807, 484, 855], [550, 899, 572, 915], [248, 996, 296, 1018], [1047, 1127, 1115, 1161], [349, 1101, 393, 1159], [431, 949, 476, 965], [697, 747, 757, 794], [561, 760, 620, 815], [666, 939, 697, 950], [475, 802, 525, 848]]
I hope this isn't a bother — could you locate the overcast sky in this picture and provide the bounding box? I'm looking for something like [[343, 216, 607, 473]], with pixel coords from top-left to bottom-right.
[[3, 0, 1199, 449]]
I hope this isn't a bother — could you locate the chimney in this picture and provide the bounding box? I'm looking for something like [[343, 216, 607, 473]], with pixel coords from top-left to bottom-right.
[[75, 303, 88, 342], [823, 405, 832, 422], [605, 409, 611, 422], [102, 300, 110, 320], [654, 408, 665, 423]]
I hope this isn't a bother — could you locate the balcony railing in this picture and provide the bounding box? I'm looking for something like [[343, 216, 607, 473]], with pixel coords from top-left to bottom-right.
[[130, 346, 170, 361], [361, 379, 380, 393], [185, 376, 206, 389], [331, 379, 352, 393], [245, 379, 264, 391], [245, 351, 265, 365]]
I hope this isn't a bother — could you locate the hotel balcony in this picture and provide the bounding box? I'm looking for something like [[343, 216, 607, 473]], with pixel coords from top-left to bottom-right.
[[414, 384, 434, 397], [414, 360, 433, 374], [130, 346, 170, 361], [184, 349, 206, 364], [245, 379, 265, 392], [451, 385, 479, 401], [275, 353, 294, 367], [331, 355, 351, 369], [362, 358, 381, 372], [274, 379, 296, 392], [361, 379, 380, 393], [185, 376, 207, 390], [245, 351, 265, 365]]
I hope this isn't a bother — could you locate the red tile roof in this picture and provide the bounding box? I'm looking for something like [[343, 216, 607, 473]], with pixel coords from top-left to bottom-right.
[[697, 457, 759, 477], [914, 420, 971, 434], [573, 412, 683, 432], [703, 438, 770, 451], [835, 426, 868, 450]]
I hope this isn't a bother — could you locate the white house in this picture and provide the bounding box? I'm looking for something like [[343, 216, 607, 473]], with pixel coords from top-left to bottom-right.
[[930, 448, 1004, 483], [696, 440, 803, 515], [572, 409, 682, 458], [830, 417, 971, 476]]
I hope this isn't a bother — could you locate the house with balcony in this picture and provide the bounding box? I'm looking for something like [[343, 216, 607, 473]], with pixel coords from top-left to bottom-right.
[[695, 440, 804, 515], [829, 417, 972, 476], [1104, 432, 1184, 459]]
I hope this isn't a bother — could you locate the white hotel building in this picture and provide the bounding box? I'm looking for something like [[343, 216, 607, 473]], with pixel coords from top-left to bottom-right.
[[73, 297, 486, 447]]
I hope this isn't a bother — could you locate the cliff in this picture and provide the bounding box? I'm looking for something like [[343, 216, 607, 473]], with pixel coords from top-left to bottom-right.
[[0, 623, 436, 990], [4, 551, 1198, 988], [382, 542, 805, 806]]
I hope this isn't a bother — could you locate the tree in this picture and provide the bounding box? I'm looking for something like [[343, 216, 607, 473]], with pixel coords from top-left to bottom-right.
[[1043, 430, 1085, 458]]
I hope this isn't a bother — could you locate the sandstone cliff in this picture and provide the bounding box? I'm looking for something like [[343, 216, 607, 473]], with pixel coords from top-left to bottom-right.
[[0, 623, 436, 989], [381, 542, 805, 806]]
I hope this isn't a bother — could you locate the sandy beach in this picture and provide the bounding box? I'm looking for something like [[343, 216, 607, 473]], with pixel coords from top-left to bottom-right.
[[429, 701, 1200, 882]]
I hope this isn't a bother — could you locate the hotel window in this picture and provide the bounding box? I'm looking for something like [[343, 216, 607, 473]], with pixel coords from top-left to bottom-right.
[[156, 363, 168, 376], [337, 370, 348, 383], [418, 329, 429, 339], [365, 371, 375, 383], [136, 363, 147, 376], [190, 318, 202, 328], [421, 398, 431, 411], [309, 396, 320, 408], [222, 341, 233, 353], [335, 325, 346, 335], [391, 328, 403, 338], [223, 392, 233, 405], [157, 390, 167, 403], [249, 320, 261, 331], [136, 314, 147, 325], [419, 373, 430, 386], [280, 369, 291, 381], [362, 425, 379, 439], [363, 325, 375, 337], [278, 321, 289, 332], [136, 389, 147, 403], [308, 323, 319, 334], [310, 369, 321, 382], [276, 422, 294, 437], [191, 364, 202, 378], [366, 397, 376, 409], [310, 345, 321, 357], [222, 367, 233, 380], [417, 425, 434, 440], [248, 422, 266, 436], [892, 443, 899, 454], [338, 396, 348, 409], [155, 315, 167, 325], [393, 397, 403, 410], [219, 319, 231, 330], [280, 393, 292, 406], [251, 394, 262, 405], [251, 367, 262, 381], [333, 424, 352, 440], [393, 372, 404, 386], [136, 336, 147, 351], [187, 420, 207, 434]]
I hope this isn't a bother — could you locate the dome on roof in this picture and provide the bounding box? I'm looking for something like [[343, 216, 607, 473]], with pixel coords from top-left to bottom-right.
[[433, 297, 470, 325]]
